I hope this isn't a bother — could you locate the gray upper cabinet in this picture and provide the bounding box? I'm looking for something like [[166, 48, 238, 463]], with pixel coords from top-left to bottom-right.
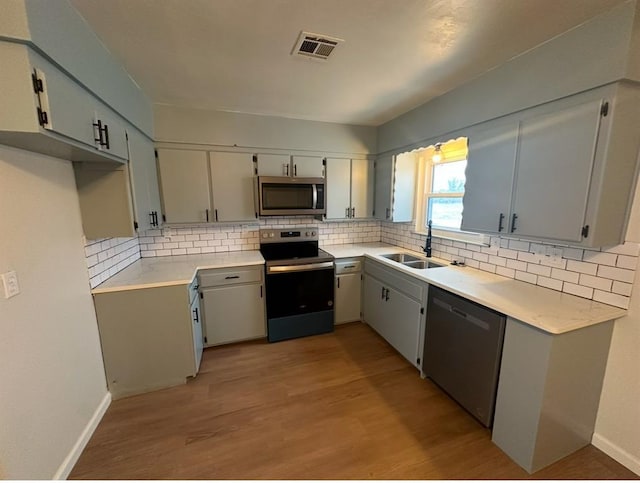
[[255, 153, 325, 177], [461, 121, 518, 234], [374, 153, 416, 222], [511, 98, 603, 243], [461, 83, 640, 247], [127, 129, 162, 231], [157, 149, 211, 223], [326, 157, 373, 220], [209, 151, 258, 222], [94, 108, 129, 161], [0, 41, 128, 163]]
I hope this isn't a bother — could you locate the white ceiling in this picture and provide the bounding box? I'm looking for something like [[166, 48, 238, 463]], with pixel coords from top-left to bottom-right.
[[70, 0, 625, 126]]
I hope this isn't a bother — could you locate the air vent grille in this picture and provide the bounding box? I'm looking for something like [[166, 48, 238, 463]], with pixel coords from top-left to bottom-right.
[[292, 31, 343, 60]]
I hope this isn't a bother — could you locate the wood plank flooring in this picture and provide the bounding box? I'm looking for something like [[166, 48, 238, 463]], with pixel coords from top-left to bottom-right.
[[70, 322, 637, 479]]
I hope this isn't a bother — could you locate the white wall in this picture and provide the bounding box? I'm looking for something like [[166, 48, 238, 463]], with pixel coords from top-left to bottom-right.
[[154, 104, 377, 155], [377, 0, 640, 154], [0, 145, 109, 479]]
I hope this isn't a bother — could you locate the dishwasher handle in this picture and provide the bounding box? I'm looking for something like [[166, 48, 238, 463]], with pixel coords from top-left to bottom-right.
[[433, 296, 490, 331]]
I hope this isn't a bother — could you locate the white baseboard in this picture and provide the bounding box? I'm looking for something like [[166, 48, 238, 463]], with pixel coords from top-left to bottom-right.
[[53, 392, 111, 480], [592, 432, 640, 476]]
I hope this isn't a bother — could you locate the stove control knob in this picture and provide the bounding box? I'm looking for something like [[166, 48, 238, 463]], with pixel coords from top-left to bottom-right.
[[269, 233, 275, 238], [305, 231, 310, 236], [311, 231, 316, 236], [262, 233, 268, 238]]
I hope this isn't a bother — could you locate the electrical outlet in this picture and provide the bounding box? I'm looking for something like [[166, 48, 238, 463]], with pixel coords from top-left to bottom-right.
[[1, 271, 20, 299]]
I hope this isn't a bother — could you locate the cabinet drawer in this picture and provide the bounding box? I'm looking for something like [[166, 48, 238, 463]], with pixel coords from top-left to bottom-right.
[[364, 259, 424, 301], [198, 265, 263, 287]]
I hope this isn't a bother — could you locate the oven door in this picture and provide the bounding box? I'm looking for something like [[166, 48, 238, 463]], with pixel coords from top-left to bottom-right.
[[265, 261, 334, 318], [257, 177, 326, 216]]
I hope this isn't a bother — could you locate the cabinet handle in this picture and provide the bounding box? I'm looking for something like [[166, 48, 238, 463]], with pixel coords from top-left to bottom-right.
[[102, 123, 110, 149], [351, 207, 355, 218], [345, 207, 350, 218], [149, 212, 155, 226], [93, 119, 103, 147], [511, 213, 518, 233], [206, 209, 209, 222], [193, 307, 199, 323], [385, 288, 390, 301], [215, 209, 219, 222], [337, 277, 340, 289], [381, 286, 386, 299], [294, 164, 297, 177], [285, 164, 289, 176], [386, 208, 390, 219], [224, 275, 240, 280], [498, 213, 505, 232], [260, 285, 263, 298], [193, 284, 199, 291]]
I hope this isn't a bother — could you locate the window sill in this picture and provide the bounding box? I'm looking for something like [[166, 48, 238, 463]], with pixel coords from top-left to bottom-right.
[[414, 227, 491, 247]]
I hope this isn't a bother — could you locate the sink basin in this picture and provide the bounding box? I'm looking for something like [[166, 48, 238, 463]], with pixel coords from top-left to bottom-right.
[[381, 253, 422, 263], [403, 260, 445, 269]]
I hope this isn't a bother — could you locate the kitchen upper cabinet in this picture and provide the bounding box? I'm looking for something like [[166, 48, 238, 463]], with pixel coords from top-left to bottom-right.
[[127, 129, 162, 231], [326, 157, 373, 220], [291, 155, 325, 178], [209, 151, 257, 222], [461, 121, 518, 234], [255, 153, 325, 178], [462, 83, 640, 247], [157, 149, 211, 223], [374, 153, 416, 222], [0, 41, 128, 163]]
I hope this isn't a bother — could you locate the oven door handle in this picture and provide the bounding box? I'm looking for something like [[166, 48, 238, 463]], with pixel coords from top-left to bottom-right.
[[267, 261, 334, 274], [312, 184, 318, 210]]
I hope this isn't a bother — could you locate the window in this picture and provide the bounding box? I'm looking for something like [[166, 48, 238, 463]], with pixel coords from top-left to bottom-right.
[[414, 138, 469, 233]]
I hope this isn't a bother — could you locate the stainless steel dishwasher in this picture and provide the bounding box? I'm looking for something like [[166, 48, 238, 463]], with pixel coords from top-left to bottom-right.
[[423, 285, 506, 427]]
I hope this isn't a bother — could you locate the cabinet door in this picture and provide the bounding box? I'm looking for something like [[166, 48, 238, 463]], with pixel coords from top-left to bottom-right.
[[190, 295, 203, 373], [127, 129, 162, 231], [362, 274, 386, 334], [201, 284, 266, 346], [384, 286, 423, 368], [461, 121, 518, 234], [256, 153, 291, 176], [209, 151, 257, 222], [351, 158, 374, 219], [30, 50, 97, 148], [392, 152, 416, 222], [292, 155, 325, 178], [374, 155, 393, 220], [335, 273, 361, 324], [325, 157, 352, 219], [157, 149, 211, 223], [511, 98, 603, 242]]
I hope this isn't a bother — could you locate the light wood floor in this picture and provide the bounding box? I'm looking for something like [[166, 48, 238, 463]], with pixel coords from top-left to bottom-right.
[[70, 322, 637, 480]]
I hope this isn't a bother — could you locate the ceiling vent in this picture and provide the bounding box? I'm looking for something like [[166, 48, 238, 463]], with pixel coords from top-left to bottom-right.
[[292, 31, 343, 60]]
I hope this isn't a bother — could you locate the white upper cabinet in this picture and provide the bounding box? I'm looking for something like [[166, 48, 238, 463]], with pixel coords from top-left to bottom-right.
[[255, 153, 325, 178], [374, 154, 416, 222], [209, 152, 258, 222], [461, 83, 640, 247], [461, 121, 518, 234], [157, 149, 211, 224], [127, 129, 162, 232], [291, 155, 325, 178], [326, 157, 373, 220]]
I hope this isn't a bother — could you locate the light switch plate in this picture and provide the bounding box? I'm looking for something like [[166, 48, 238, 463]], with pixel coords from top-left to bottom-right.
[[1, 271, 20, 299]]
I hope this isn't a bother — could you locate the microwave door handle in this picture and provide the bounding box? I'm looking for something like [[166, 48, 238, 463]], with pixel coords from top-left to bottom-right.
[[312, 184, 318, 209]]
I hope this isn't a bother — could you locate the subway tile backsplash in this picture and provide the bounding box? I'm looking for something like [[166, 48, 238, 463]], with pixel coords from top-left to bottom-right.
[[381, 221, 638, 309], [84, 218, 637, 309], [84, 237, 140, 289]]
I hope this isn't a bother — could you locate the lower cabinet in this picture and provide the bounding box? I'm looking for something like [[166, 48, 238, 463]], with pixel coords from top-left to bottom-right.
[[93, 282, 200, 399], [335, 258, 362, 324], [362, 259, 426, 368], [199, 265, 266, 346]]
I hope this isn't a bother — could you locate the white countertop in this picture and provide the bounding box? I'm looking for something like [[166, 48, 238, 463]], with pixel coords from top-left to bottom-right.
[[323, 243, 626, 334], [92, 251, 265, 294]]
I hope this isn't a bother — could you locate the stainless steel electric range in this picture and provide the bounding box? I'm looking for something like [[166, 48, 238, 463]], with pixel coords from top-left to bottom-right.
[[259, 228, 335, 342]]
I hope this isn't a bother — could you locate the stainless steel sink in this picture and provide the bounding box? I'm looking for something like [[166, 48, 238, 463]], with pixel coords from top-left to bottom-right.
[[381, 253, 422, 263], [403, 260, 444, 269]]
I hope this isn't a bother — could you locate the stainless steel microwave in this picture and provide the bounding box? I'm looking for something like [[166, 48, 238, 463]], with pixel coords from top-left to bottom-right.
[[255, 176, 326, 216]]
